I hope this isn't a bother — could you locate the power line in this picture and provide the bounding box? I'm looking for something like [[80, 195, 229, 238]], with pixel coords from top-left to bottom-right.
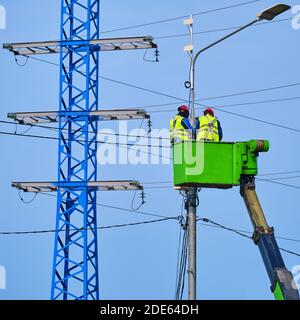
[[0, 119, 171, 141], [259, 175, 300, 181], [142, 82, 300, 108], [175, 218, 188, 300], [0, 129, 173, 162], [143, 178, 300, 190], [0, 217, 177, 236], [100, 1, 261, 35], [98, 77, 300, 133], [198, 221, 300, 244], [256, 178, 300, 190], [217, 96, 300, 109], [2, 121, 300, 187], [142, 170, 300, 184], [23, 55, 300, 134], [1, 126, 300, 190], [149, 96, 300, 113], [198, 218, 300, 257], [259, 170, 300, 177], [2, 91, 300, 141], [174, 201, 185, 299], [155, 17, 292, 40], [35, 189, 300, 244], [11, 192, 300, 258], [39, 192, 174, 219]]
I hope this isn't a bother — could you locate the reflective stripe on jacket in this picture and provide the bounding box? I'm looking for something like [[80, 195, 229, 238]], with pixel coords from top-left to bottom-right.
[[170, 115, 192, 142], [196, 114, 220, 142]]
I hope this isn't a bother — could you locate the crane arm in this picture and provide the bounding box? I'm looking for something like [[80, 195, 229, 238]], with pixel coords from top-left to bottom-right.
[[240, 175, 299, 300]]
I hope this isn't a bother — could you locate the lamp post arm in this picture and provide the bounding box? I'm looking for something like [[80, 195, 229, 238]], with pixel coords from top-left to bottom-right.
[[190, 18, 259, 124]]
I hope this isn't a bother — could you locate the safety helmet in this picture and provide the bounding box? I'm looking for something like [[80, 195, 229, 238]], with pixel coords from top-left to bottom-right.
[[178, 105, 189, 112], [204, 107, 214, 116]]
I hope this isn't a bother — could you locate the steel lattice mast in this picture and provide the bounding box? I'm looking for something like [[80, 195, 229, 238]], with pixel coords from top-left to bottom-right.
[[4, 0, 157, 300], [51, 0, 101, 300]]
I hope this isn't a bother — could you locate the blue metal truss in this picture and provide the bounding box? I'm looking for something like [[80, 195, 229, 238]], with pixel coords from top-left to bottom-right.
[[51, 0, 101, 300]]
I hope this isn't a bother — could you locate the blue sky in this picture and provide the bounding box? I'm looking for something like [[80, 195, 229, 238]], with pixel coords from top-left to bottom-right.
[[0, 0, 299, 300]]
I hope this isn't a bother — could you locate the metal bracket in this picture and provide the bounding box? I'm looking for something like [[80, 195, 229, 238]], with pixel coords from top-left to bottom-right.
[[240, 174, 256, 197], [12, 181, 143, 192], [3, 36, 157, 56], [8, 109, 150, 124]]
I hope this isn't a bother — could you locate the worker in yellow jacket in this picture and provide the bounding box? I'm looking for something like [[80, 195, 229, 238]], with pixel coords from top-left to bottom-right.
[[170, 105, 194, 144], [196, 108, 223, 142]]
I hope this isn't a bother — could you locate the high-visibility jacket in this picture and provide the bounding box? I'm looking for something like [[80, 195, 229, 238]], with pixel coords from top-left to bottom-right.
[[170, 115, 192, 142], [196, 114, 220, 142]]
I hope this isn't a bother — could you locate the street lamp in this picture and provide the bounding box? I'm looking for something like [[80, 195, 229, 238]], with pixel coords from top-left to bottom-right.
[[257, 3, 291, 21], [190, 3, 291, 124], [186, 3, 291, 301]]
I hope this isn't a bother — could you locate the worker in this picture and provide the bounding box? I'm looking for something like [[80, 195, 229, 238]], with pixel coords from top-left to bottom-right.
[[170, 105, 194, 144], [196, 107, 223, 142]]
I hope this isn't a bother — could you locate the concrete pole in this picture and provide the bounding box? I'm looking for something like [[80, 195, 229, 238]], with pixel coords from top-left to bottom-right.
[[185, 16, 197, 300]]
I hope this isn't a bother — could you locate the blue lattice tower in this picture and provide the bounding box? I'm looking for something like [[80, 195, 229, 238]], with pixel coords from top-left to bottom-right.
[[4, 0, 156, 300], [51, 0, 101, 300]]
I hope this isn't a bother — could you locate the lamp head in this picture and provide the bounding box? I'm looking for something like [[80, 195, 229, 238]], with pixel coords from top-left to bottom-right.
[[257, 3, 291, 21]]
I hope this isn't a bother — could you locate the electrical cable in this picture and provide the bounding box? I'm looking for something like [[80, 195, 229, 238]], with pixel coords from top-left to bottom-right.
[[155, 17, 292, 40], [141, 170, 300, 184], [10, 192, 300, 255], [0, 129, 173, 162], [2, 124, 300, 189], [175, 217, 188, 300], [2, 123, 300, 190], [100, 1, 261, 35], [256, 178, 300, 190], [14, 55, 29, 67], [259, 170, 300, 177], [0, 119, 171, 141], [39, 192, 172, 219], [198, 221, 300, 244], [198, 218, 300, 257], [23, 55, 300, 134], [174, 199, 185, 299], [0, 217, 177, 236], [18, 190, 38, 204]]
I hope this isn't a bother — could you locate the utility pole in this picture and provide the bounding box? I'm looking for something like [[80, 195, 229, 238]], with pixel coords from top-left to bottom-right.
[[184, 16, 197, 301], [4, 0, 157, 300], [181, 3, 291, 300]]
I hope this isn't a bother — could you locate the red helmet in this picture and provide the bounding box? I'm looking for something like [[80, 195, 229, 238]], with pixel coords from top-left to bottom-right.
[[204, 107, 214, 116], [178, 105, 189, 112]]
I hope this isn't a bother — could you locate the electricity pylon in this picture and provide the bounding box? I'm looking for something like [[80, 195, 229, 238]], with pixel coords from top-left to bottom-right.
[[4, 0, 157, 300]]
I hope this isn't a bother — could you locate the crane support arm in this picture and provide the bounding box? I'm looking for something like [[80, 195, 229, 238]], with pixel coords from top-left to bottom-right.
[[240, 175, 299, 300]]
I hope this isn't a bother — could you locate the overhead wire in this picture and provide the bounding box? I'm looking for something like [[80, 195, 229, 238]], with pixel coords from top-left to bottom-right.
[[0, 217, 177, 236], [174, 199, 185, 299], [155, 17, 292, 40], [198, 218, 300, 257], [198, 220, 300, 244], [6, 191, 300, 255], [21, 55, 300, 134], [100, 1, 261, 34], [259, 170, 300, 177], [139, 82, 300, 109], [39, 192, 173, 219], [1, 124, 300, 190]]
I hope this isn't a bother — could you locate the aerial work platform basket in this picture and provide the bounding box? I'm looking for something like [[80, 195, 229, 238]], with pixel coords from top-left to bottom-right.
[[173, 140, 269, 188]]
